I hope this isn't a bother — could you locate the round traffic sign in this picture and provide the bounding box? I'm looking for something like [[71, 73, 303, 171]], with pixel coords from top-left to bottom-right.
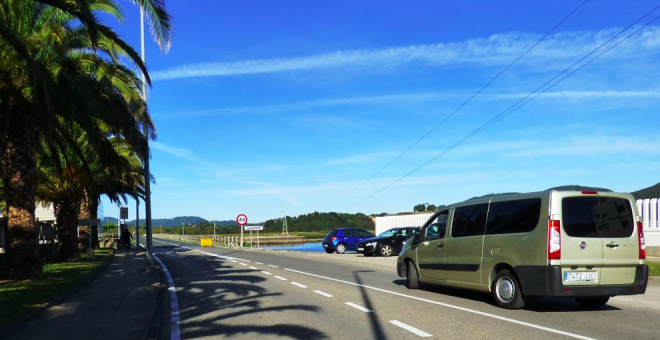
[[236, 214, 248, 226]]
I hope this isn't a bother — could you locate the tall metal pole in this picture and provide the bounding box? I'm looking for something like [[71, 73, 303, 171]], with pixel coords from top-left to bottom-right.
[[140, 7, 154, 268], [136, 200, 139, 248]]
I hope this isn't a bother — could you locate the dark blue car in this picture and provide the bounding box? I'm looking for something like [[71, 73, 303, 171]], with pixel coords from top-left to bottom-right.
[[322, 228, 375, 254]]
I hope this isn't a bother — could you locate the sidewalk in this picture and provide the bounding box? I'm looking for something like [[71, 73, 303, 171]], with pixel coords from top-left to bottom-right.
[[4, 248, 164, 340]]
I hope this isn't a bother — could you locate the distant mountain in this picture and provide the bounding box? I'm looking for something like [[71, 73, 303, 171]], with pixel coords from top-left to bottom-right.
[[103, 216, 240, 227], [632, 182, 660, 200]]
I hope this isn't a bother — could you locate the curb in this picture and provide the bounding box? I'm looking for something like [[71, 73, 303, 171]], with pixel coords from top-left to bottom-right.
[[143, 245, 167, 340], [0, 249, 116, 338]]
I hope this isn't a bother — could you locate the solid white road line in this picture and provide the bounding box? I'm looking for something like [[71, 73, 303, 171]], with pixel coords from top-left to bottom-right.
[[284, 268, 596, 340], [314, 290, 334, 298], [291, 282, 307, 288], [275, 276, 288, 281], [261, 271, 272, 275], [389, 320, 432, 338], [345, 302, 373, 313]]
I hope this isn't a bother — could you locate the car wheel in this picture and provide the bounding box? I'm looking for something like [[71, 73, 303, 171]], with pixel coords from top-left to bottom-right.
[[574, 296, 610, 309], [492, 270, 525, 309], [335, 243, 346, 254], [325, 249, 334, 254], [406, 261, 419, 289], [380, 244, 393, 256], [363, 253, 373, 257]]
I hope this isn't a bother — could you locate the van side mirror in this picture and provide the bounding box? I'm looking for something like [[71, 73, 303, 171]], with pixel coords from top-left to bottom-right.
[[413, 231, 421, 243]]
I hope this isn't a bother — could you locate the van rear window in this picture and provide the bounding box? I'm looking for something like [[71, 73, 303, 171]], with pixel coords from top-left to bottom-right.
[[485, 198, 541, 235], [562, 197, 634, 238]]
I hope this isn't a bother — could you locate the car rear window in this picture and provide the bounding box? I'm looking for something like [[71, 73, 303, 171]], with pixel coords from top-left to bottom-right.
[[562, 196, 634, 238], [485, 198, 541, 235], [326, 230, 337, 237]]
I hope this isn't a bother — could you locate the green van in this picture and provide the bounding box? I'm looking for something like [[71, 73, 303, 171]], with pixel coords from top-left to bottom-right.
[[397, 190, 648, 309]]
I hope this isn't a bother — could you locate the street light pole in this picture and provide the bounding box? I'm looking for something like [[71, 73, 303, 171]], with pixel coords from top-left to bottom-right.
[[139, 6, 154, 268]]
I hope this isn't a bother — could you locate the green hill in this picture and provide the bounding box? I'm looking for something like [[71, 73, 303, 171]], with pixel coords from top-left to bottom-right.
[[632, 182, 660, 200]]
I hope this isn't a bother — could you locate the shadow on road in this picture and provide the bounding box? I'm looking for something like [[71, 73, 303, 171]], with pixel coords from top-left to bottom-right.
[[354, 270, 387, 339], [158, 246, 328, 339]]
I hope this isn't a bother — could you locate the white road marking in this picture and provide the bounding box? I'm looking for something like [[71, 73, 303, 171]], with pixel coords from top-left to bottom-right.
[[284, 268, 597, 340], [268, 264, 279, 268], [389, 320, 432, 337], [345, 302, 373, 313], [239, 263, 247, 266], [261, 271, 272, 275], [154, 256, 180, 340], [255, 262, 264, 265], [230, 260, 237, 263], [249, 266, 258, 270], [275, 276, 288, 281], [314, 290, 334, 298], [291, 282, 307, 288]]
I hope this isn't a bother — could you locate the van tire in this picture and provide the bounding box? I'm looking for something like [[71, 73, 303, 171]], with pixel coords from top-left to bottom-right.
[[493, 270, 525, 309], [575, 296, 610, 309], [335, 243, 346, 254], [406, 261, 420, 289]]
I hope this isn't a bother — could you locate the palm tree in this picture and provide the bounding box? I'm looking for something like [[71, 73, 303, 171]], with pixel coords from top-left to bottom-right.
[[0, 0, 171, 279]]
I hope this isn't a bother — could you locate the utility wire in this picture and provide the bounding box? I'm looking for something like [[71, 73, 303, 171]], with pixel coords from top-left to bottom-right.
[[344, 4, 660, 210], [321, 0, 591, 211]]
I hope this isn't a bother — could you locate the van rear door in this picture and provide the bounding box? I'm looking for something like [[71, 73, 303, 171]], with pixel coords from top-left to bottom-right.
[[559, 192, 639, 286]]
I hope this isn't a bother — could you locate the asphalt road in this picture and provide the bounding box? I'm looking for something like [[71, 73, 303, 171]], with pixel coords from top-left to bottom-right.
[[153, 238, 660, 340]]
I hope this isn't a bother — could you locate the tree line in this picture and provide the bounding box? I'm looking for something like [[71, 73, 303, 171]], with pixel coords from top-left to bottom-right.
[[0, 0, 173, 280]]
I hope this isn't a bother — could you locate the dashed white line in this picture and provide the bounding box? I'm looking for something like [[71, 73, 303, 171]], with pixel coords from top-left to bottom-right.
[[268, 265, 279, 268], [274, 276, 288, 281], [345, 302, 373, 313], [249, 266, 258, 270], [255, 262, 264, 265], [261, 271, 272, 275], [314, 290, 333, 298], [291, 282, 307, 288], [389, 320, 432, 337], [239, 263, 247, 266], [284, 268, 596, 340], [230, 260, 237, 263]]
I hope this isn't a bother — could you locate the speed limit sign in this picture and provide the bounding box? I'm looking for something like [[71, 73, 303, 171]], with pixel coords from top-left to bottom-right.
[[236, 214, 248, 226]]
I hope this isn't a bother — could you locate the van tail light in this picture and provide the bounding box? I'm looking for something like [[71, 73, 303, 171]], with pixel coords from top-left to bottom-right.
[[638, 221, 646, 260], [548, 220, 561, 260]]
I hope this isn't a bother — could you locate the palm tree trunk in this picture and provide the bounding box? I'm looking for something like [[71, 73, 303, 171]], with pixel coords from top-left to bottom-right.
[[55, 202, 81, 261], [79, 196, 100, 249], [1, 107, 42, 279]]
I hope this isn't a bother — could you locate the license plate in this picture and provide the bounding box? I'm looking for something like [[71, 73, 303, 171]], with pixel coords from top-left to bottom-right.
[[564, 271, 597, 282], [357, 247, 364, 251], [323, 245, 327, 248]]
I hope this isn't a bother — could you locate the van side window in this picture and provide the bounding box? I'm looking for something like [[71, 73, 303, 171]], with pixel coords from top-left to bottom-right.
[[452, 204, 488, 237], [425, 211, 448, 241], [485, 198, 541, 235]]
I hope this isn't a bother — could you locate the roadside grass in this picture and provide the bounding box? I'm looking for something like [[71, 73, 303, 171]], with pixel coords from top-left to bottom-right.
[[0, 248, 114, 328], [648, 262, 660, 277]]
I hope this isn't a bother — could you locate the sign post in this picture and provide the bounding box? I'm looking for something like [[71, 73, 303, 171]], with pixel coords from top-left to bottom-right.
[[244, 225, 263, 248], [236, 214, 248, 247]]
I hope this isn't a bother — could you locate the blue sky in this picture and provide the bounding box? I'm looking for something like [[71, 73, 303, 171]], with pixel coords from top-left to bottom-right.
[[101, 1, 660, 224]]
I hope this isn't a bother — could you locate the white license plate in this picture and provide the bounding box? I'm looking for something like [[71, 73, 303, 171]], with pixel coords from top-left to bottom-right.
[[564, 271, 598, 282], [357, 247, 364, 251]]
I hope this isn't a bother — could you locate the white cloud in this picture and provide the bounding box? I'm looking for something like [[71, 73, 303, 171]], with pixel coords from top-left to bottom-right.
[[151, 27, 660, 80]]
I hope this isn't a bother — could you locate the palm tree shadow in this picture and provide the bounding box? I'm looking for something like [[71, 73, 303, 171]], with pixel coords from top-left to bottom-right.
[[159, 252, 328, 339], [354, 270, 387, 339]]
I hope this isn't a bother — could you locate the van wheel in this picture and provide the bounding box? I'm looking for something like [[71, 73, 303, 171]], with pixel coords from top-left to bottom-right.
[[406, 261, 419, 289], [575, 296, 610, 309], [380, 244, 393, 256], [493, 270, 525, 309], [335, 243, 346, 254]]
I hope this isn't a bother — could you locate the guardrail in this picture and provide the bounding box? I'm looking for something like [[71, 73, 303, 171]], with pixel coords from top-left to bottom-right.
[[154, 234, 305, 245]]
